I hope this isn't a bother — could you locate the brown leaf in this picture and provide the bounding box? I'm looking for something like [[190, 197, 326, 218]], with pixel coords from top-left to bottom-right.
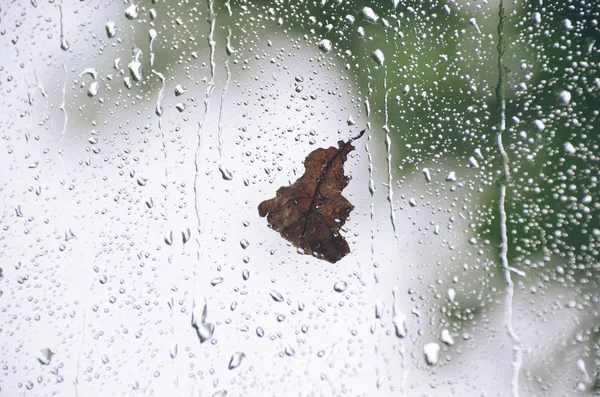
[[258, 130, 364, 263]]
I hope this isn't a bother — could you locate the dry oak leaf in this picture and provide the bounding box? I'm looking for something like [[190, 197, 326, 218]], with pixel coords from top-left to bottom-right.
[[258, 130, 364, 263]]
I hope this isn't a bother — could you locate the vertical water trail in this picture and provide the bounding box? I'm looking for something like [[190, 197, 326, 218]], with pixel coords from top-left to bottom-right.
[[58, 0, 69, 50], [383, 68, 397, 237], [152, 69, 179, 389], [364, 70, 376, 281], [149, 29, 157, 68], [217, 28, 232, 161], [392, 287, 407, 396], [495, 2, 523, 396], [59, 65, 68, 153], [151, 70, 168, 209], [73, 309, 86, 397], [193, 0, 217, 298]]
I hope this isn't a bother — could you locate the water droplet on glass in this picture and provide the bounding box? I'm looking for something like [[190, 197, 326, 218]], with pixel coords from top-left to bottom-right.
[[174, 84, 187, 96], [169, 343, 178, 359], [270, 290, 284, 302], [447, 288, 456, 303], [445, 171, 457, 182], [285, 345, 295, 356], [361, 7, 379, 23], [256, 327, 264, 337], [333, 280, 347, 292], [422, 168, 432, 183], [468, 156, 479, 168], [87, 81, 99, 97], [534, 119, 545, 131], [372, 49, 385, 67], [242, 269, 250, 281], [240, 239, 249, 249], [128, 50, 143, 82], [228, 352, 245, 370], [393, 312, 407, 338], [212, 391, 227, 397], [124, 3, 139, 20], [211, 277, 224, 286], [440, 329, 454, 346], [175, 103, 186, 112], [37, 348, 53, 365], [564, 142, 576, 154], [318, 39, 332, 53], [558, 90, 571, 104], [375, 298, 385, 319], [182, 228, 191, 244], [468, 17, 481, 34], [423, 342, 440, 366], [105, 21, 117, 38], [191, 300, 215, 343], [219, 165, 233, 180]]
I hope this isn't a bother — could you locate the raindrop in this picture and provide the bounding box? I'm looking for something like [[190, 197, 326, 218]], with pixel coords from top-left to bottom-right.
[[534, 120, 545, 131], [270, 290, 284, 302], [372, 49, 385, 67], [564, 142, 576, 155], [37, 348, 53, 365], [447, 288, 456, 303], [361, 7, 379, 23], [375, 298, 385, 319], [285, 345, 295, 356], [174, 84, 187, 96], [440, 329, 454, 346], [182, 228, 191, 244], [240, 239, 249, 249], [318, 39, 332, 53], [422, 168, 431, 183], [228, 352, 245, 370], [124, 3, 139, 20], [392, 312, 407, 338], [469, 17, 481, 34], [87, 81, 99, 97], [210, 277, 224, 286], [558, 91, 571, 104], [105, 21, 117, 38], [128, 50, 143, 82], [563, 19, 573, 30], [333, 280, 347, 292], [219, 165, 233, 180], [423, 342, 440, 366], [445, 171, 457, 182], [242, 269, 250, 280], [191, 300, 215, 343], [169, 344, 178, 359]]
